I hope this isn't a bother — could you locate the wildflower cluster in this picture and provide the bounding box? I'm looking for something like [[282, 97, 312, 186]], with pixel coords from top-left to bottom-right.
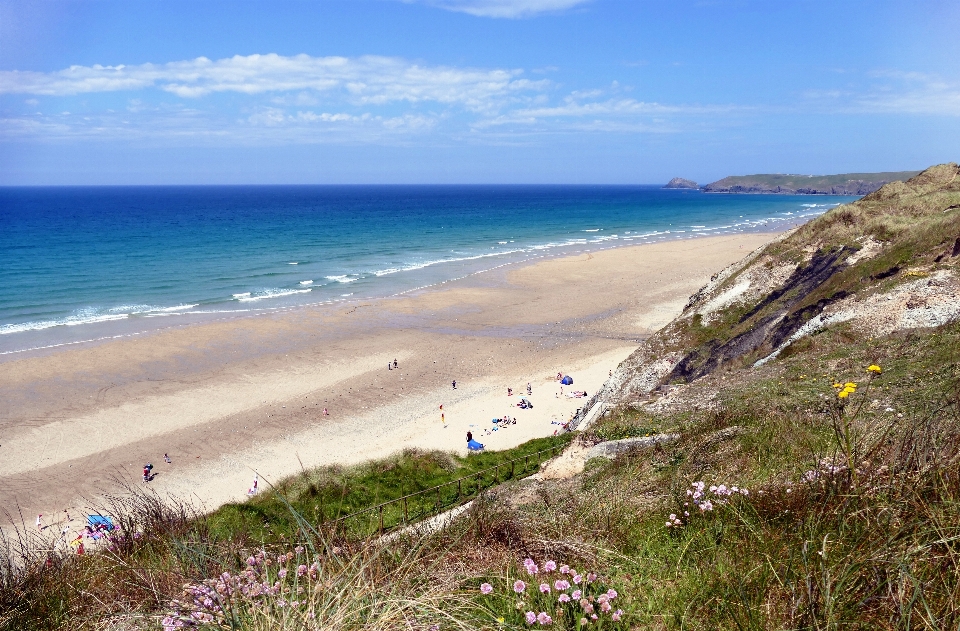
[[162, 547, 318, 629], [666, 481, 749, 528], [834, 381, 857, 399], [480, 558, 625, 628]]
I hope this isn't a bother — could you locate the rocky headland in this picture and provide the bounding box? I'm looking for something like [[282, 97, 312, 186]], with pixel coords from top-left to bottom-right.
[[703, 170, 921, 194], [663, 177, 699, 189]]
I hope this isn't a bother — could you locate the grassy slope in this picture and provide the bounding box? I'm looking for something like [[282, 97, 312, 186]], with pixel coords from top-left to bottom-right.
[[207, 433, 571, 541]]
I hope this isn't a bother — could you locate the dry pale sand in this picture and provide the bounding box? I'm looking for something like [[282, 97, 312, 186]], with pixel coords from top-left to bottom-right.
[[0, 233, 777, 531]]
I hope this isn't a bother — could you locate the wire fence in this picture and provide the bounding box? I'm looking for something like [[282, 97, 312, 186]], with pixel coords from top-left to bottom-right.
[[321, 442, 566, 539]]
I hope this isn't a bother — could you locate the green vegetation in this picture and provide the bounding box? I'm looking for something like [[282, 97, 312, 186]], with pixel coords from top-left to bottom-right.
[[208, 433, 572, 541]]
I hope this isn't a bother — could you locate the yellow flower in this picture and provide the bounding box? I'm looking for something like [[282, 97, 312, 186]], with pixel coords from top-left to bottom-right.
[[838, 391, 849, 399], [845, 382, 857, 388], [867, 365, 882, 373], [833, 383, 842, 388]]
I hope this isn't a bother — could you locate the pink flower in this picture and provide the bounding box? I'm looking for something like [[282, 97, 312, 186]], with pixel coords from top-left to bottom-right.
[[539, 583, 551, 593], [514, 580, 527, 593], [580, 618, 588, 626], [573, 574, 583, 584], [587, 573, 597, 583], [277, 569, 288, 579], [612, 609, 623, 621], [524, 559, 539, 575], [606, 589, 618, 600], [591, 613, 598, 620], [544, 560, 557, 572], [537, 612, 553, 625], [296, 564, 307, 577], [559, 564, 570, 574], [572, 589, 582, 599], [554, 579, 570, 591], [525, 611, 537, 624], [559, 593, 571, 603], [601, 601, 612, 612], [480, 583, 493, 595]]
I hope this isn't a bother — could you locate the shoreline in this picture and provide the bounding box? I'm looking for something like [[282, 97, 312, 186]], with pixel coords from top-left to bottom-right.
[[1, 232, 782, 531], [0, 215, 818, 361]]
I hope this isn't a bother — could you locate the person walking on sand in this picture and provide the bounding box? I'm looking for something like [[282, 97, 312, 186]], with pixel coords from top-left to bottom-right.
[[36, 514, 43, 531], [322, 407, 329, 416], [248, 475, 259, 496], [393, 359, 398, 369], [452, 380, 457, 389], [388, 362, 392, 370], [526, 382, 532, 396], [164, 453, 171, 464]]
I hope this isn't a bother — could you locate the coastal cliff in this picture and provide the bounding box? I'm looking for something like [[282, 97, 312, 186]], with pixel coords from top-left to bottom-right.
[[703, 169, 921, 194]]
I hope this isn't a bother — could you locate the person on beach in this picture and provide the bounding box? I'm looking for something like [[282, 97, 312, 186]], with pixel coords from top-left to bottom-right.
[[322, 407, 329, 416], [36, 514, 42, 531], [388, 362, 392, 370], [248, 475, 259, 495], [466, 431, 472, 442], [164, 453, 171, 464], [393, 359, 398, 369], [526, 382, 532, 395], [441, 412, 446, 426], [452, 380, 457, 389], [507, 387, 513, 396]]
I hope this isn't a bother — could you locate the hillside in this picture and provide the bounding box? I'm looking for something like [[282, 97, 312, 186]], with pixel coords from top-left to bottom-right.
[[3, 164, 959, 630], [703, 170, 921, 194]]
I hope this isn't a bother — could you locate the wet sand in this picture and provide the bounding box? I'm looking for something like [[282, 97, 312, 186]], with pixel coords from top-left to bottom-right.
[[0, 233, 777, 529]]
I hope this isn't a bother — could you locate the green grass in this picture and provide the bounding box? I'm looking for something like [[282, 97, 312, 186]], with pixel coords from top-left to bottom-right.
[[207, 433, 572, 542]]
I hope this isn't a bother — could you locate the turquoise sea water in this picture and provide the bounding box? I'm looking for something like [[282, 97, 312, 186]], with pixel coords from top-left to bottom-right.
[[0, 186, 857, 355]]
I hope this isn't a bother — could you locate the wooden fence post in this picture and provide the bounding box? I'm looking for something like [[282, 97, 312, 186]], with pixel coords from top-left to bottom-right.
[[379, 505, 384, 535], [458, 478, 462, 499], [403, 496, 408, 524]]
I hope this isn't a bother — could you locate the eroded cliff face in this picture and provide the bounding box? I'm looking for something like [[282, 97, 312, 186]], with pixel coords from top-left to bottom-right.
[[574, 163, 960, 421]]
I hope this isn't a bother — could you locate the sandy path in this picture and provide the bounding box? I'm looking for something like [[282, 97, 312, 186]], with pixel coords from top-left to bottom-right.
[[0, 233, 776, 529]]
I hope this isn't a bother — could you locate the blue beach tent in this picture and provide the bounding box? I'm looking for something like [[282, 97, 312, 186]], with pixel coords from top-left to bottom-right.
[[561, 375, 573, 385], [87, 515, 115, 530]]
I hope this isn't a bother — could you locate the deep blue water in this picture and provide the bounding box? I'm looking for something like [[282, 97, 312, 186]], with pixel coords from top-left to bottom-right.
[[0, 186, 856, 354]]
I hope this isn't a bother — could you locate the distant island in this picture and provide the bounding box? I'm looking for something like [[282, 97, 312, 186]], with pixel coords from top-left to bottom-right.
[[702, 170, 921, 195], [663, 177, 699, 189]]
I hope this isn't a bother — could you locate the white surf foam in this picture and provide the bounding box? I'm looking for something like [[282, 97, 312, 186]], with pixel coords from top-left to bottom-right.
[[236, 288, 312, 302]]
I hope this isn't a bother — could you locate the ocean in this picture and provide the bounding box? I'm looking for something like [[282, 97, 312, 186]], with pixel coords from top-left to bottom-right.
[[0, 186, 857, 355]]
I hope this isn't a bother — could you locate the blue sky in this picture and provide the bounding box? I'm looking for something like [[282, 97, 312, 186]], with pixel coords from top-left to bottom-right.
[[1, 0, 958, 184]]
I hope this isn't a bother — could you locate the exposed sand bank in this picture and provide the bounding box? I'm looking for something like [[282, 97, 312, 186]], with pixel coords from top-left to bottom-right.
[[0, 233, 778, 530]]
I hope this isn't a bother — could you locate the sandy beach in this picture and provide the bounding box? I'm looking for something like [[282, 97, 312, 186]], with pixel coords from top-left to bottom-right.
[[0, 233, 778, 530]]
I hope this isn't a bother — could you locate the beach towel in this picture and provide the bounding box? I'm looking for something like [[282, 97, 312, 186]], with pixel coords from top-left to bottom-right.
[[87, 515, 114, 531], [467, 439, 485, 451]]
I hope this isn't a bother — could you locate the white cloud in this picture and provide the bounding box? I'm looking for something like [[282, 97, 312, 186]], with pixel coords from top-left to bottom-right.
[[0, 53, 547, 112], [475, 97, 744, 128], [403, 0, 591, 18], [804, 70, 960, 117]]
